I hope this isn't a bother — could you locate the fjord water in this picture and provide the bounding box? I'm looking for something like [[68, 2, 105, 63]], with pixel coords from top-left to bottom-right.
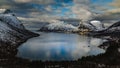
[[17, 32, 105, 61], [17, 22, 106, 61]]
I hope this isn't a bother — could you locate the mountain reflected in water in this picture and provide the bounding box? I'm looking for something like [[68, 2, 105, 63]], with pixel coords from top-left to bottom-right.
[[1, 37, 120, 68], [17, 32, 106, 61]]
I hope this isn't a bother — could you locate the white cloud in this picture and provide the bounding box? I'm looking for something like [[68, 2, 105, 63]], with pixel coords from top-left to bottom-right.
[[45, 6, 52, 12], [106, 8, 120, 13], [13, 0, 54, 4], [1, 0, 118, 22], [13, 0, 32, 3], [73, 0, 90, 5], [110, 0, 120, 7], [71, 4, 93, 21]]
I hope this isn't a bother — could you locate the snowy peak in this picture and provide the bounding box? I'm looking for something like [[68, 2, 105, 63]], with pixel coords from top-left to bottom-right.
[[107, 21, 120, 30], [0, 9, 25, 30], [89, 20, 105, 31], [0, 9, 13, 14], [39, 19, 105, 33], [39, 20, 79, 32], [0, 14, 25, 29], [0, 9, 39, 46], [79, 20, 105, 31], [3, 9, 13, 14]]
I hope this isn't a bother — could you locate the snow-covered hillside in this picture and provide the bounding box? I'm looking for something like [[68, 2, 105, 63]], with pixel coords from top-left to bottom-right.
[[40, 20, 79, 32], [0, 9, 39, 46], [89, 20, 105, 31], [39, 20, 105, 33]]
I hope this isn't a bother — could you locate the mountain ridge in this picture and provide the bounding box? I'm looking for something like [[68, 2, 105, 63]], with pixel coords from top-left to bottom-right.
[[0, 9, 39, 46]]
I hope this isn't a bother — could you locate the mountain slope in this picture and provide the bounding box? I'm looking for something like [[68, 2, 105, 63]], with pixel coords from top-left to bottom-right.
[[0, 9, 39, 46], [39, 20, 105, 33]]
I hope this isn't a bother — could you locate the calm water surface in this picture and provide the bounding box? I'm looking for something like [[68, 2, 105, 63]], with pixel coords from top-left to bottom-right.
[[17, 32, 106, 61]]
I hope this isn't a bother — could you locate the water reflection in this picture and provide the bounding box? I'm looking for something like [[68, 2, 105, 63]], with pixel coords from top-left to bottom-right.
[[17, 32, 106, 61], [1, 39, 120, 68]]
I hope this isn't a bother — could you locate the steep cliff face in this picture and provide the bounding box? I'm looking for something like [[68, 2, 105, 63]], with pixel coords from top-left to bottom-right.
[[0, 9, 39, 46]]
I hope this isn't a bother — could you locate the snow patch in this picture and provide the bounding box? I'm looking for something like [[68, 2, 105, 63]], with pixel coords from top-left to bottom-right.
[[0, 9, 6, 13], [0, 14, 25, 29], [40, 20, 106, 32], [40, 20, 79, 32], [90, 20, 105, 31]]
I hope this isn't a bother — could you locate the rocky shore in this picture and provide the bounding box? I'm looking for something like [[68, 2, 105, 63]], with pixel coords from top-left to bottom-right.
[[0, 40, 120, 68]]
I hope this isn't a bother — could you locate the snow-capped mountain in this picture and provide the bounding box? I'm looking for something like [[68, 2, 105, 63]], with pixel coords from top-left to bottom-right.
[[90, 21, 120, 38], [78, 20, 105, 31], [0, 9, 25, 29], [39, 20, 105, 33], [0, 9, 39, 46], [89, 20, 105, 31], [39, 20, 79, 32], [107, 21, 120, 30], [99, 21, 120, 32]]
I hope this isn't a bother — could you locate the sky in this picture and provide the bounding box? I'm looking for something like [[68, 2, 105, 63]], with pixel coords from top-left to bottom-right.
[[0, 0, 120, 22]]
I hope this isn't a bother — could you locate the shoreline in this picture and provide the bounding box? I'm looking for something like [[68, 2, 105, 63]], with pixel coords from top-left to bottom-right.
[[1, 35, 120, 68]]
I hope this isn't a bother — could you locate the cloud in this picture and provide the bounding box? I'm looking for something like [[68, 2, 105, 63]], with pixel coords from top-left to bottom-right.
[[0, 0, 54, 10], [106, 8, 120, 13], [73, 0, 90, 5], [92, 0, 120, 22], [13, 0, 32, 3], [68, 0, 95, 21], [110, 0, 120, 7], [0, 0, 92, 19], [71, 5, 93, 21], [0, 0, 119, 22], [0, 0, 55, 18], [12, 0, 54, 4]]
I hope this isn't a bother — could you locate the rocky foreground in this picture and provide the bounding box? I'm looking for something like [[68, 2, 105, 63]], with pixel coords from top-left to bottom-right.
[[0, 38, 120, 68]]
